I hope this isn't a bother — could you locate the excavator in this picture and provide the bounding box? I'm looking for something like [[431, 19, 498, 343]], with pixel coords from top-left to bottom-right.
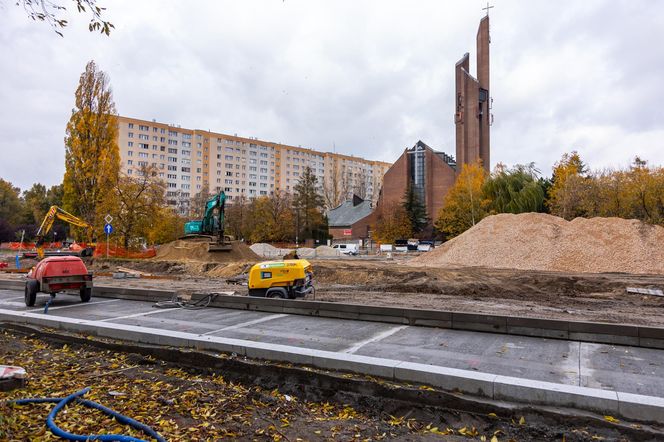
[[34, 206, 97, 259], [182, 191, 232, 252]]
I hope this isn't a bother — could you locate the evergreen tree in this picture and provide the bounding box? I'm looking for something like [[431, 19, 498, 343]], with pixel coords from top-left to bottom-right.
[[402, 184, 428, 234], [63, 60, 120, 236], [293, 167, 326, 242]]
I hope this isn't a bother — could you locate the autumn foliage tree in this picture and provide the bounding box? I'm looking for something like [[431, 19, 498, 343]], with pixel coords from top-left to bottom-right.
[[372, 204, 412, 244], [293, 167, 327, 242], [246, 193, 295, 243], [104, 165, 166, 249], [63, 60, 119, 239], [435, 162, 491, 239]]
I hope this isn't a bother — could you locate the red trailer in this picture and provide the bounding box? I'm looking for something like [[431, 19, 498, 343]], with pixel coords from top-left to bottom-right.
[[24, 256, 93, 307]]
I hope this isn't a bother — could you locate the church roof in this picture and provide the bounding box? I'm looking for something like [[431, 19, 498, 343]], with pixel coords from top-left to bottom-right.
[[327, 195, 373, 227]]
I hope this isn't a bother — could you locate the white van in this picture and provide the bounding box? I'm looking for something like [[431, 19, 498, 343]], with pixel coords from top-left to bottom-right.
[[333, 243, 359, 256]]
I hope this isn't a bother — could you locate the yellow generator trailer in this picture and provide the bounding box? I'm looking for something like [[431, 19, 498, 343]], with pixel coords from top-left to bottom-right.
[[248, 259, 314, 299]]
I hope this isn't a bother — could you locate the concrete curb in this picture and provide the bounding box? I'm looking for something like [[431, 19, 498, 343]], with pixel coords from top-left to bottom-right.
[[1, 307, 663, 424], [2, 279, 664, 349]]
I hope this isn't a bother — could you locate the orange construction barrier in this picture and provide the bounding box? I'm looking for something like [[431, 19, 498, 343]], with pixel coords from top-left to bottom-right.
[[93, 242, 157, 259]]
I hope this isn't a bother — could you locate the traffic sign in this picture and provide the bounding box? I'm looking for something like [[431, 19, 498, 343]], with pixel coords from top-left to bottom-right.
[[104, 214, 113, 224], [104, 224, 113, 234]]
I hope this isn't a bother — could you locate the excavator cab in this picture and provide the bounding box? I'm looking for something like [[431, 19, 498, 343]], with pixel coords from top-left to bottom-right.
[[182, 191, 232, 252]]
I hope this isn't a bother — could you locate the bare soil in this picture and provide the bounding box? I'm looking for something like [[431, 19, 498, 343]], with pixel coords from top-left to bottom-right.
[[77, 257, 664, 327]]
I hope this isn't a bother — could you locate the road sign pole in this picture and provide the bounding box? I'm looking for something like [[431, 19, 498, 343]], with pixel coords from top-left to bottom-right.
[[106, 232, 109, 258]]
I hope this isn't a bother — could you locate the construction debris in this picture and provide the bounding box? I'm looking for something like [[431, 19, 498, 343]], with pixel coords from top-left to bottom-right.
[[626, 287, 664, 297]]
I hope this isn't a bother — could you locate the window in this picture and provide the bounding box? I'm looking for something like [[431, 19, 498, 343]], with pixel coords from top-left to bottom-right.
[[139, 134, 149, 140], [168, 148, 177, 154], [128, 132, 134, 138], [127, 151, 133, 157], [225, 171, 232, 176], [225, 155, 234, 161], [127, 160, 133, 165], [128, 123, 134, 129], [139, 143, 149, 149], [261, 271, 272, 279], [168, 183, 177, 188], [127, 141, 133, 147], [168, 140, 178, 146], [182, 142, 191, 148], [167, 174, 177, 179], [138, 152, 148, 158], [181, 150, 191, 156], [127, 169, 133, 175], [168, 130, 178, 137], [168, 157, 177, 163], [181, 167, 190, 172], [168, 165, 177, 171], [139, 125, 149, 131], [182, 133, 192, 140]]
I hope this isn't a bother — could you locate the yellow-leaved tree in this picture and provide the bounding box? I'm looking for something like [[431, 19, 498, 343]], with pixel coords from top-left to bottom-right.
[[435, 162, 491, 239], [372, 203, 413, 244], [546, 151, 587, 220], [63, 60, 119, 238]]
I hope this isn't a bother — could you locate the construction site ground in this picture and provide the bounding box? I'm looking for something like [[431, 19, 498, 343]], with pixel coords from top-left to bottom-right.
[[73, 257, 664, 327]]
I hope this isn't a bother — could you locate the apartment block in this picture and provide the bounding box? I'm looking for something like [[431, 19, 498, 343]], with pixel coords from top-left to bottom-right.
[[117, 116, 391, 214]]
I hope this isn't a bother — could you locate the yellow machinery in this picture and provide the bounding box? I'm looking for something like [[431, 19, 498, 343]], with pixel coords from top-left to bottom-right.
[[35, 206, 97, 259], [248, 259, 314, 299]]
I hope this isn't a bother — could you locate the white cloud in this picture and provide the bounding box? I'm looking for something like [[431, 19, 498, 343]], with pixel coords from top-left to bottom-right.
[[0, 0, 663, 191]]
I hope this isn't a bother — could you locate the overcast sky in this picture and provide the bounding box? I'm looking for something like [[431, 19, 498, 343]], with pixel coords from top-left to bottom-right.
[[1, 0, 663, 191]]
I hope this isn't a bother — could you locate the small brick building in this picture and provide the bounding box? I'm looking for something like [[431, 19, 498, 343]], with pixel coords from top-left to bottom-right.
[[327, 194, 373, 240]]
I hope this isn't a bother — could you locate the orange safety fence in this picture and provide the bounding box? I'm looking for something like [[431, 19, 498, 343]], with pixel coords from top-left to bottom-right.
[[1, 242, 91, 251], [93, 242, 157, 259]]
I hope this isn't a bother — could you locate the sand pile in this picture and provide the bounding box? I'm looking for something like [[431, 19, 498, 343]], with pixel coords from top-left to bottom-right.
[[155, 240, 259, 263], [411, 213, 664, 274], [250, 243, 292, 258], [315, 245, 340, 257]]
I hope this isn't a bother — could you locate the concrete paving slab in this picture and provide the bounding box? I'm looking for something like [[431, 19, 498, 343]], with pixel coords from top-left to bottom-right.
[[580, 342, 664, 396], [355, 327, 581, 385], [311, 351, 399, 378], [113, 308, 274, 334], [212, 315, 398, 352]]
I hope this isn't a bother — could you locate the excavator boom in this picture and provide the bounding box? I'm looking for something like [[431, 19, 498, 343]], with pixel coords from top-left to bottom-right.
[[35, 206, 96, 259]]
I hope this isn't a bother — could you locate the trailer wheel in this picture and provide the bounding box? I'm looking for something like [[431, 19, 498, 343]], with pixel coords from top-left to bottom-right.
[[80, 287, 92, 303], [266, 288, 287, 299], [25, 280, 38, 307]]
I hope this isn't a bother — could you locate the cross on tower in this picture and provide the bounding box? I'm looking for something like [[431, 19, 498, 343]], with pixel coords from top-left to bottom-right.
[[482, 1, 494, 17]]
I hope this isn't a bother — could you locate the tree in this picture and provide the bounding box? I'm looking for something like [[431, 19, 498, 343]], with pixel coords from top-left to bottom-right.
[[21, 183, 50, 225], [435, 162, 491, 239], [190, 188, 212, 219], [322, 159, 349, 209], [293, 167, 326, 242], [18, 0, 114, 36], [247, 193, 295, 243], [483, 163, 546, 214], [372, 204, 412, 244], [402, 185, 428, 235], [546, 151, 588, 219], [0, 179, 23, 227], [146, 207, 186, 245], [110, 165, 166, 249], [63, 60, 120, 237], [226, 195, 249, 241]]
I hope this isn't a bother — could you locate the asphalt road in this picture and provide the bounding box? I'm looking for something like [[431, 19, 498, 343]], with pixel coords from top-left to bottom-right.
[[2, 288, 664, 398]]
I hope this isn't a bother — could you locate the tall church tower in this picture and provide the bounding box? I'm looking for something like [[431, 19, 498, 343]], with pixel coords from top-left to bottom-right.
[[455, 15, 491, 172]]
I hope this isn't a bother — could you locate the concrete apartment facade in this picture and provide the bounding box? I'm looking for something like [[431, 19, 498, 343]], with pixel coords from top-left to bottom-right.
[[116, 116, 391, 214]]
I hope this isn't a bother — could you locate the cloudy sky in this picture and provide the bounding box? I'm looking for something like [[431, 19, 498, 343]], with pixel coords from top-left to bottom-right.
[[1, 0, 663, 191]]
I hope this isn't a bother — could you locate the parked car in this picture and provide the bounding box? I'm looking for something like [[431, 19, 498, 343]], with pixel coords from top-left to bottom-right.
[[332, 243, 359, 255]]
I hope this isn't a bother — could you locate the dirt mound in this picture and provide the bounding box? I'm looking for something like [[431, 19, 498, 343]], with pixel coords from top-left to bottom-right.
[[412, 213, 664, 274], [155, 240, 259, 263], [250, 243, 292, 258], [315, 245, 340, 257]]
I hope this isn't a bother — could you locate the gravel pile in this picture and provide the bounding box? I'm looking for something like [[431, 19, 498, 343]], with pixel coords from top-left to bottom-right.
[[411, 213, 664, 274]]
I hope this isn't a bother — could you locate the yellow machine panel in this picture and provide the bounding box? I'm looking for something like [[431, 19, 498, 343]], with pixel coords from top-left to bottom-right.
[[248, 259, 314, 299]]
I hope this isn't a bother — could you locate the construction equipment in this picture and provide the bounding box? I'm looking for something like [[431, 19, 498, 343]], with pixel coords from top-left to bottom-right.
[[24, 256, 93, 307], [248, 259, 314, 299], [34, 206, 96, 259], [183, 191, 232, 252]]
